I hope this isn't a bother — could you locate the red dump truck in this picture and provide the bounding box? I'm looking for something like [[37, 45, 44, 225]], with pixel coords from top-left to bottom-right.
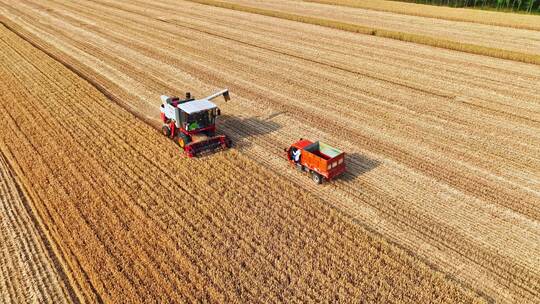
[[285, 139, 346, 184]]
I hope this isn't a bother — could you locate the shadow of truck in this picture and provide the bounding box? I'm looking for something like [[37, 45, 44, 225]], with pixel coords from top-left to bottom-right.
[[340, 152, 380, 182]]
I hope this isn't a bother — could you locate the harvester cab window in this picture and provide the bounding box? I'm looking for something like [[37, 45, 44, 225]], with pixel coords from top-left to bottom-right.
[[180, 111, 188, 125], [186, 110, 214, 130]]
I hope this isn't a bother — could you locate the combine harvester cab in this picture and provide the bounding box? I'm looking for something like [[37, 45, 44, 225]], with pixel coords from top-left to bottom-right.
[[285, 139, 346, 184], [160, 89, 232, 157]]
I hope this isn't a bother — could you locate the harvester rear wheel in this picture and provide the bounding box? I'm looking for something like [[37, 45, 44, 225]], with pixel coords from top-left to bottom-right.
[[161, 125, 171, 137]]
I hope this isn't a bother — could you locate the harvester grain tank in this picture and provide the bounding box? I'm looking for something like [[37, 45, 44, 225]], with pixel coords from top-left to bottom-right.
[[160, 89, 231, 157]]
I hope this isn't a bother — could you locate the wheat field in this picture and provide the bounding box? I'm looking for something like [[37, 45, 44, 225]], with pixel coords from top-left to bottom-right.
[[0, 22, 485, 303], [0, 0, 539, 303]]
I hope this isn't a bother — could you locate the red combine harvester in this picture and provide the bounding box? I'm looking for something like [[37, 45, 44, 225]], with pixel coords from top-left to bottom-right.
[[160, 89, 232, 157], [285, 139, 346, 184]]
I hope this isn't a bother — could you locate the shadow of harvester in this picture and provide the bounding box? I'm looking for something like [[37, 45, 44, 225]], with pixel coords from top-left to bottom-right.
[[339, 152, 381, 183], [218, 114, 282, 149]]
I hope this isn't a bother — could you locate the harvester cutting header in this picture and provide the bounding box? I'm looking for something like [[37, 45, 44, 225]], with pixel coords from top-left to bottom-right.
[[160, 89, 231, 157]]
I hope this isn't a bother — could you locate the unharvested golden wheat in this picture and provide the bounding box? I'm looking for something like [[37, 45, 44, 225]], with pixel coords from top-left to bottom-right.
[[304, 0, 540, 31]]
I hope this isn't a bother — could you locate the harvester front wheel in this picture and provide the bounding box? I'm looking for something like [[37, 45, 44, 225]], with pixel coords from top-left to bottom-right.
[[162, 125, 171, 137], [311, 171, 323, 184], [177, 133, 191, 148]]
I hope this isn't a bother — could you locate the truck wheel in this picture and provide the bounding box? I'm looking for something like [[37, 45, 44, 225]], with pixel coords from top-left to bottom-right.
[[177, 133, 191, 148], [162, 125, 171, 137], [296, 163, 304, 172], [311, 171, 323, 184]]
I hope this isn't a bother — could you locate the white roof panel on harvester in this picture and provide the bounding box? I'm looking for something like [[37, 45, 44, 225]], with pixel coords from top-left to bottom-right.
[[178, 99, 217, 114]]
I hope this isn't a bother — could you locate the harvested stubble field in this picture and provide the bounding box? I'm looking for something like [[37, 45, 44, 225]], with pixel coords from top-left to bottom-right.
[[0, 0, 539, 303], [0, 23, 483, 303], [223, 0, 540, 52], [0, 153, 76, 303], [185, 0, 540, 64]]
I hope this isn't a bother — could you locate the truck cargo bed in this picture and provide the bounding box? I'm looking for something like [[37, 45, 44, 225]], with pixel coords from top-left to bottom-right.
[[304, 142, 343, 160]]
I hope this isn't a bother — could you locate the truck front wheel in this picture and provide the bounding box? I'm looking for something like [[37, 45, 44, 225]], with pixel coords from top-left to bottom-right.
[[311, 171, 323, 184]]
